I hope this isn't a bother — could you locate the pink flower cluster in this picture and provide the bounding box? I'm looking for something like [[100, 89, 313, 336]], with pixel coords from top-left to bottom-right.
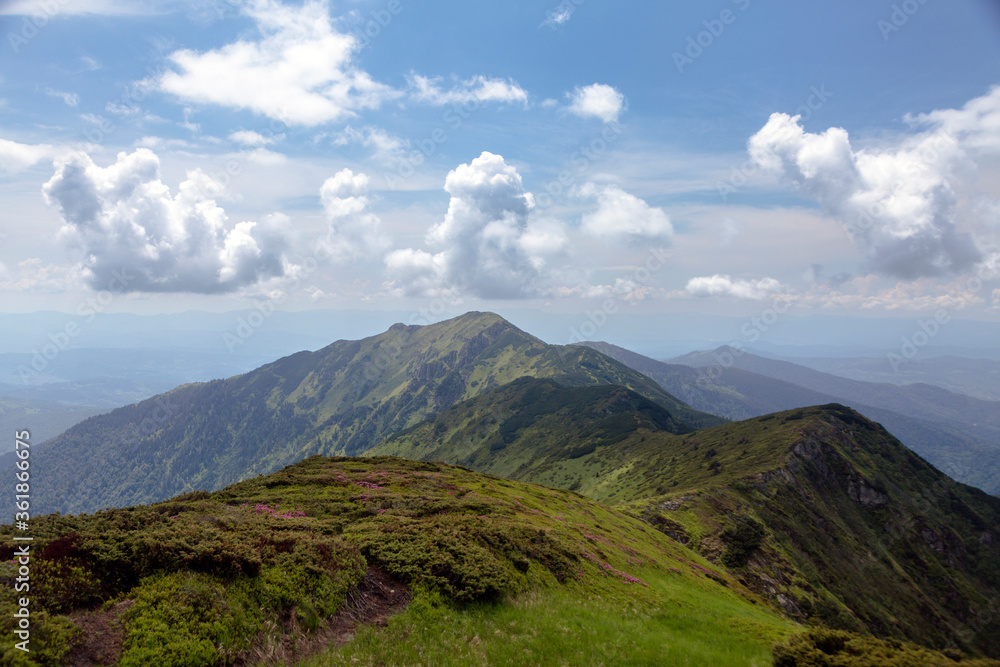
[[240, 503, 306, 519], [582, 549, 648, 586], [356, 481, 381, 490]]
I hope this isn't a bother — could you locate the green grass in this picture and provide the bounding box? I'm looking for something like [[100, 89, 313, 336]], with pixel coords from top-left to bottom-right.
[[307, 565, 795, 667]]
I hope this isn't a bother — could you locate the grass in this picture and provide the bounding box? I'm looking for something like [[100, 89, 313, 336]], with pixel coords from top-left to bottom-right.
[[307, 565, 795, 667]]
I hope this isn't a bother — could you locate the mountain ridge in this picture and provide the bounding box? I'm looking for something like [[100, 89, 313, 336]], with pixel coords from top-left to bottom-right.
[[25, 312, 723, 515], [577, 340, 1000, 495], [371, 387, 1000, 656]]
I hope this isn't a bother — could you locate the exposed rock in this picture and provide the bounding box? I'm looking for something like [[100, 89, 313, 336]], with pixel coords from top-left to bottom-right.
[[847, 476, 889, 507]]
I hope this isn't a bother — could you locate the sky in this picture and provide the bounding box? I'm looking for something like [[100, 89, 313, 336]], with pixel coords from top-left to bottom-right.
[[1, 0, 1000, 327]]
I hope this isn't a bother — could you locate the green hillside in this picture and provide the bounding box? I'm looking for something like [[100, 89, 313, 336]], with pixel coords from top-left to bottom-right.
[[578, 340, 1000, 495], [0, 456, 799, 666], [26, 313, 723, 516], [371, 384, 1000, 657]]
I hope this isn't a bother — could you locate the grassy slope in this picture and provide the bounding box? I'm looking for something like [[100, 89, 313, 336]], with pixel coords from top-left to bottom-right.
[[0, 456, 796, 667], [371, 385, 1000, 658], [27, 312, 723, 516]]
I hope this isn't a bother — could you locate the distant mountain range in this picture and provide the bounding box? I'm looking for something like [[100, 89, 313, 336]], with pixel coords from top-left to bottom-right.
[[763, 354, 1000, 401], [576, 341, 1000, 496]]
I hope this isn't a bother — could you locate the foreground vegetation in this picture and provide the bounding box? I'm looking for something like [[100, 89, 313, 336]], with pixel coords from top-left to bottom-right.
[[0, 456, 797, 665], [374, 389, 1000, 658]]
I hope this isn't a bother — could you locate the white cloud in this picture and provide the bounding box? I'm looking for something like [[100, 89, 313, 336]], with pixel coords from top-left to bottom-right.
[[0, 137, 56, 174], [45, 88, 79, 107], [686, 274, 784, 300], [106, 102, 141, 116], [42, 148, 291, 293], [567, 84, 625, 123], [239, 147, 288, 165], [229, 130, 284, 147], [136, 136, 193, 150], [749, 104, 985, 279], [332, 125, 408, 165], [576, 183, 673, 244], [907, 85, 1000, 153], [0, 0, 160, 15], [156, 0, 398, 126], [385, 152, 562, 298], [408, 74, 528, 106], [319, 168, 390, 262]]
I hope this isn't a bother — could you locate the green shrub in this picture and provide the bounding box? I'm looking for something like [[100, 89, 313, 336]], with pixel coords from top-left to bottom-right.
[[720, 516, 765, 568]]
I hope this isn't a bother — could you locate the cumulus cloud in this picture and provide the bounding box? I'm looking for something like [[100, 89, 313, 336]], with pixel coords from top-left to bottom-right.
[[686, 275, 783, 300], [576, 183, 673, 244], [407, 74, 528, 106], [567, 84, 625, 123], [156, 0, 398, 125], [319, 168, 390, 262], [746, 91, 1000, 280], [229, 130, 284, 147], [385, 152, 563, 298], [42, 148, 290, 293], [0, 138, 56, 174]]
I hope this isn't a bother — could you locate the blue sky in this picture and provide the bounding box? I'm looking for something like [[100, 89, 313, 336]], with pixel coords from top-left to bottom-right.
[[1, 0, 999, 323]]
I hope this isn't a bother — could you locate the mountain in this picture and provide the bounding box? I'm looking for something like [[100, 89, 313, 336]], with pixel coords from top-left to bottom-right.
[[0, 396, 103, 449], [774, 354, 1000, 402], [371, 394, 1000, 657], [670, 346, 1000, 445], [0, 456, 801, 666], [578, 341, 1000, 495], [26, 313, 723, 516]]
